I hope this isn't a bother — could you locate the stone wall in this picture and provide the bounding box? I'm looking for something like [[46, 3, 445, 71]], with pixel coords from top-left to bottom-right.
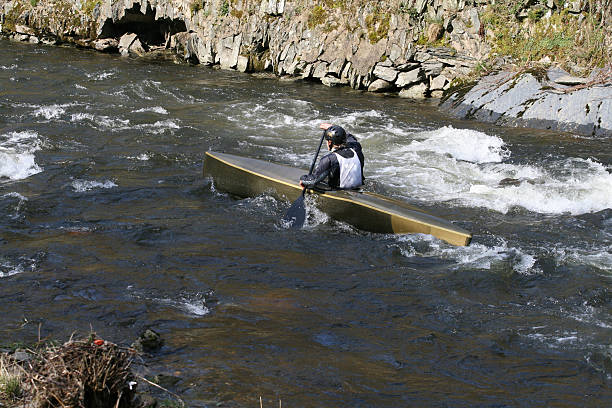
[[0, 0, 493, 98]]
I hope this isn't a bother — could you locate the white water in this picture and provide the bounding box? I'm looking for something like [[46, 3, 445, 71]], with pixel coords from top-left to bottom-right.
[[224, 99, 612, 216], [0, 130, 43, 182], [71, 179, 117, 192]]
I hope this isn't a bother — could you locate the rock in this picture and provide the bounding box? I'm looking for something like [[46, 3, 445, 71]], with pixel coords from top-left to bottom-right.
[[553, 75, 587, 86], [427, 23, 444, 43], [321, 75, 346, 87], [399, 82, 428, 99], [217, 34, 242, 69], [422, 61, 444, 77], [132, 329, 163, 352], [133, 393, 158, 408], [92, 38, 119, 52], [119, 33, 146, 57], [260, 0, 285, 16], [368, 78, 392, 92], [13, 350, 32, 362], [396, 68, 422, 87], [153, 374, 181, 388], [440, 70, 612, 137], [15, 24, 35, 35], [430, 74, 449, 90], [237, 55, 249, 72], [373, 64, 399, 82]]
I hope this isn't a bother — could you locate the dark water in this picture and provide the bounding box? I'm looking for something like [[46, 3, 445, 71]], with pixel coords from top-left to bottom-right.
[[1, 40, 611, 407]]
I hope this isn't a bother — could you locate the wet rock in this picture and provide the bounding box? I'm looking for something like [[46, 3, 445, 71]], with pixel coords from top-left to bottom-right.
[[153, 373, 181, 388], [133, 393, 158, 408], [321, 75, 346, 87], [368, 78, 392, 92], [399, 82, 428, 99], [132, 329, 163, 352], [92, 38, 119, 52]]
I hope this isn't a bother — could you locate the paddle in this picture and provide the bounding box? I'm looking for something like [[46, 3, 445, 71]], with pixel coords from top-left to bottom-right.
[[282, 128, 327, 228]]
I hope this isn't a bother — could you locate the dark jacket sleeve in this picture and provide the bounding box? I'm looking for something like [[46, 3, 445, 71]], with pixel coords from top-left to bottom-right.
[[300, 153, 336, 187]]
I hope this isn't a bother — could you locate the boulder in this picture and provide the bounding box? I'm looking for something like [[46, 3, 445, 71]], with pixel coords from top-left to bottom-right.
[[373, 64, 399, 82], [92, 38, 119, 52], [119, 33, 146, 56], [399, 82, 428, 99], [396, 68, 422, 87], [368, 78, 392, 92], [322, 75, 346, 87], [440, 70, 612, 137]]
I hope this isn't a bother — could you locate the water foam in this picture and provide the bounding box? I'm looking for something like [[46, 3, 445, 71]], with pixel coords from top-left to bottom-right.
[[70, 113, 130, 129], [0, 131, 43, 181], [33, 104, 68, 120], [373, 126, 612, 215], [133, 106, 168, 115], [71, 179, 117, 192], [0, 256, 36, 278], [393, 234, 541, 275]]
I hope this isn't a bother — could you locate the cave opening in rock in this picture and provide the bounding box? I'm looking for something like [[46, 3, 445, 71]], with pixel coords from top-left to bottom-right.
[[99, 3, 186, 47]]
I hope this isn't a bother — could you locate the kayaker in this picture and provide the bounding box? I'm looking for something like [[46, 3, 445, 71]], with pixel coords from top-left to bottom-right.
[[299, 123, 364, 190]]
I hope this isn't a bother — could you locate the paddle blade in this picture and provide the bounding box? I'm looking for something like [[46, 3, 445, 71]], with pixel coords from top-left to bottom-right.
[[282, 192, 306, 229]]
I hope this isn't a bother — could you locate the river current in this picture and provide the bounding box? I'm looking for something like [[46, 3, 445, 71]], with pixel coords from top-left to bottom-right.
[[1, 40, 611, 407]]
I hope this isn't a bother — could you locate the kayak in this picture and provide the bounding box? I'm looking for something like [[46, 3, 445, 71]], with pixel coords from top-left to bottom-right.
[[203, 151, 472, 246]]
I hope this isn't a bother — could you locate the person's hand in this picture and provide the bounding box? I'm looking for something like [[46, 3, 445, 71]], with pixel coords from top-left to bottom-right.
[[319, 123, 332, 130]]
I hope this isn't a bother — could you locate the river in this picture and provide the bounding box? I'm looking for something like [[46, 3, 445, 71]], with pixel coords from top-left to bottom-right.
[[1, 40, 611, 407]]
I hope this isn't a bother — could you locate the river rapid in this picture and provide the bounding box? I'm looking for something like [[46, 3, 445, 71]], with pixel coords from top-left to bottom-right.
[[1, 40, 611, 407]]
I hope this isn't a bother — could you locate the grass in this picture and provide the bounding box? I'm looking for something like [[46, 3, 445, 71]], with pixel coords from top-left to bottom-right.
[[0, 355, 22, 401], [482, 2, 610, 72]]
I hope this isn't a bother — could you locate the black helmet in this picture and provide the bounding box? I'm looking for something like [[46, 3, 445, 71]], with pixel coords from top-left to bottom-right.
[[324, 125, 346, 145]]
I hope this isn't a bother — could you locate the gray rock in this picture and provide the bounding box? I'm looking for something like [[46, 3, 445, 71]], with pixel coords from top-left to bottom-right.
[[399, 82, 428, 99], [441, 70, 612, 137], [321, 75, 346, 87], [93, 38, 118, 52], [554, 75, 587, 86], [396, 68, 422, 87], [368, 78, 392, 92], [119, 33, 146, 56], [373, 65, 399, 82], [237, 55, 249, 72], [13, 350, 31, 362], [423, 61, 444, 77], [430, 74, 449, 90]]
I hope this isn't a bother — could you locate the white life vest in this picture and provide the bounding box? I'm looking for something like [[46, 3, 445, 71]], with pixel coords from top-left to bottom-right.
[[334, 148, 362, 189]]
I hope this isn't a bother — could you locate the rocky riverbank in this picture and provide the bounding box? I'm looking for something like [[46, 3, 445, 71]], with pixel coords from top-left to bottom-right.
[[1, 0, 610, 136]]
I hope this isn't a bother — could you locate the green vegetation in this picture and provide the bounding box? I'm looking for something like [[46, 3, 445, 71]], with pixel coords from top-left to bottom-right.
[[0, 355, 22, 401], [482, 1, 610, 70], [190, 0, 203, 15], [82, 0, 101, 17], [307, 5, 326, 29], [219, 0, 229, 16], [365, 7, 390, 44]]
